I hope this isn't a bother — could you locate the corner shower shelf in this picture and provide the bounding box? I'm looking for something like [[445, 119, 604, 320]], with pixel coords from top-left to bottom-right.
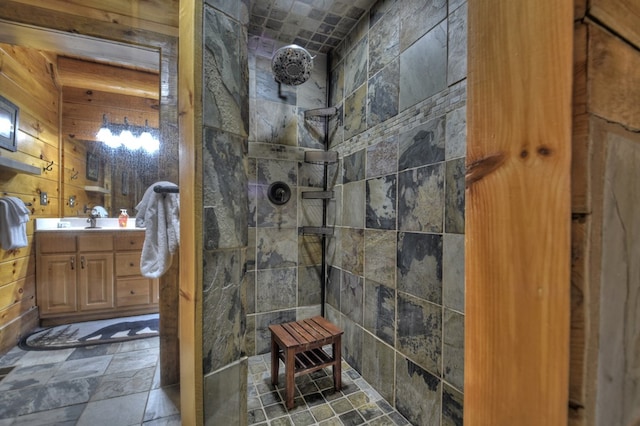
[[0, 157, 41, 175], [300, 226, 334, 236], [304, 151, 338, 164], [301, 191, 334, 200], [303, 107, 337, 121]]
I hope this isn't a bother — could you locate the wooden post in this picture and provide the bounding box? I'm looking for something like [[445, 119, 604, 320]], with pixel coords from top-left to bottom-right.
[[465, 1, 573, 424], [179, 0, 203, 424]]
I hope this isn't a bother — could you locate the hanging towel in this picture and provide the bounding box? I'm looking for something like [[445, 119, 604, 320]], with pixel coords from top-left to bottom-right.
[[0, 196, 30, 250], [135, 181, 180, 278]]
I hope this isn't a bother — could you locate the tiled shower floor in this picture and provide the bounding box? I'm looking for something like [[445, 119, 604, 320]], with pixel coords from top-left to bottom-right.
[[0, 338, 410, 425], [248, 352, 410, 426]]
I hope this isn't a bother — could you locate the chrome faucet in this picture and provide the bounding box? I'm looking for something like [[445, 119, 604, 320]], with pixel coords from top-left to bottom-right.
[[86, 207, 99, 228]]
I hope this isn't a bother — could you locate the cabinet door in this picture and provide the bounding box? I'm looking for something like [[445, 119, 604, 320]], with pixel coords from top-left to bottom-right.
[[37, 254, 77, 315], [78, 253, 114, 311]]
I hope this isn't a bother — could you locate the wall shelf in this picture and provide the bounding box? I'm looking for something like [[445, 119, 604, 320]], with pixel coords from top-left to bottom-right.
[[301, 191, 334, 200], [84, 186, 110, 194], [299, 226, 334, 236], [0, 157, 41, 175], [304, 151, 338, 164]]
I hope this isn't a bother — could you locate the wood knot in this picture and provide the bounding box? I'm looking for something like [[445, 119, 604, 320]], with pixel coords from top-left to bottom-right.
[[520, 150, 528, 158], [466, 152, 507, 187], [537, 146, 552, 156]]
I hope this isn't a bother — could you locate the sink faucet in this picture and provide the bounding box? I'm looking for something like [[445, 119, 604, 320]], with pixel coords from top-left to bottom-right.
[[86, 208, 99, 228]]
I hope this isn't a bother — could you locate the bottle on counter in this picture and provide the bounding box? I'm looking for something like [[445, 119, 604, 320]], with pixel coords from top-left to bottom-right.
[[118, 209, 129, 228]]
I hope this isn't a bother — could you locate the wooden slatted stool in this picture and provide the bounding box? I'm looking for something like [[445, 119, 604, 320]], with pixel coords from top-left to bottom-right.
[[269, 316, 343, 409]]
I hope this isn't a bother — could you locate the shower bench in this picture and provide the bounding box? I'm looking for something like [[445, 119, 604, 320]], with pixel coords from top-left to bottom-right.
[[269, 316, 343, 409]]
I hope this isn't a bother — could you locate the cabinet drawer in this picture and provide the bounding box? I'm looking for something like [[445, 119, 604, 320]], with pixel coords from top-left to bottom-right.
[[39, 233, 76, 253], [116, 278, 152, 306], [78, 234, 114, 252], [115, 233, 145, 251], [116, 252, 142, 277]]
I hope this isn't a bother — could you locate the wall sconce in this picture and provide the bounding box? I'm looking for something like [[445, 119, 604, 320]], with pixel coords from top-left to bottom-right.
[[96, 115, 159, 154]]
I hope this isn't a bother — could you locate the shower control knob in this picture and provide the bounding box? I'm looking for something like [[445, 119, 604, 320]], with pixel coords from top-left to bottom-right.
[[267, 181, 291, 205]]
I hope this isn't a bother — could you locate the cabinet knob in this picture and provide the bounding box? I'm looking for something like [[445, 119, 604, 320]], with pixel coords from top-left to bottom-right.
[[129, 262, 135, 267], [130, 290, 135, 294]]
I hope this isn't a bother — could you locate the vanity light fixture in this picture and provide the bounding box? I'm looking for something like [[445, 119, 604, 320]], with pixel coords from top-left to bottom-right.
[[96, 115, 159, 153]]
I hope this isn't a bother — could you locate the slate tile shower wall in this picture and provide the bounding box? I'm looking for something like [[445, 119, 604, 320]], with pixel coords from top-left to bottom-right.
[[245, 35, 330, 356], [201, 2, 250, 425], [325, 1, 467, 425]]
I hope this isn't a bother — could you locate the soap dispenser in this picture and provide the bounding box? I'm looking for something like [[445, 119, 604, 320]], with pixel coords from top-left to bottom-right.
[[118, 209, 129, 228]]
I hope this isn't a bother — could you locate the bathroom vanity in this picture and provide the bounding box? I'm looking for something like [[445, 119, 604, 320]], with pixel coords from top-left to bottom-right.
[[35, 219, 159, 326]]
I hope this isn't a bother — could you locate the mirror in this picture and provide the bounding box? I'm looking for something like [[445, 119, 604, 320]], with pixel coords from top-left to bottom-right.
[[58, 55, 160, 218], [0, 22, 162, 218]]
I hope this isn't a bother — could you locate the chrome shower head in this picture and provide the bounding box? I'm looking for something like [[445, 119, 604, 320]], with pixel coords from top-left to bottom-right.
[[271, 44, 314, 86]]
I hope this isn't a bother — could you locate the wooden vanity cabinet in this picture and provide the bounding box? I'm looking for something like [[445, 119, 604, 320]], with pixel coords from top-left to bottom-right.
[[114, 234, 159, 307], [36, 231, 158, 325], [37, 234, 78, 316]]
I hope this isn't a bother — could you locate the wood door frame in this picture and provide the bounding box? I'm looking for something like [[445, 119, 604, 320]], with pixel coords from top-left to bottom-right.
[[465, 1, 573, 424]]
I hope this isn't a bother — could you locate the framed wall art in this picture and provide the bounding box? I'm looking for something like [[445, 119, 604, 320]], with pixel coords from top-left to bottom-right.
[[86, 152, 99, 181]]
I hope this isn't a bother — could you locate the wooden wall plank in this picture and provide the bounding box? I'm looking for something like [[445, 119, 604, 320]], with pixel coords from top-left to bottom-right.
[[465, 0, 573, 424], [10, 0, 178, 37], [572, 23, 590, 213], [0, 306, 38, 352], [0, 44, 58, 113], [63, 87, 159, 113], [62, 104, 159, 129], [0, 256, 35, 286], [588, 24, 640, 131], [0, 275, 35, 320], [590, 0, 640, 49], [179, 0, 203, 422]]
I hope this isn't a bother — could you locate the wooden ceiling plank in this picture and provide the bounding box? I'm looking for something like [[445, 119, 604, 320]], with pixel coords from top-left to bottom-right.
[[57, 56, 159, 98]]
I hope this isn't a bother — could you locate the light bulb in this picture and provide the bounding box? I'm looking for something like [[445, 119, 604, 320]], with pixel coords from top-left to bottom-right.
[[96, 127, 112, 142], [119, 129, 141, 150], [139, 131, 159, 153]]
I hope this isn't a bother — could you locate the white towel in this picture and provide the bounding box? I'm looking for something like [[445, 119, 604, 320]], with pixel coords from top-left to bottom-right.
[[0, 196, 30, 250], [135, 182, 179, 278]]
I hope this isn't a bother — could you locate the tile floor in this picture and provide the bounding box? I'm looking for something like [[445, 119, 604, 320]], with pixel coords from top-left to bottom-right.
[[0, 339, 411, 426], [248, 352, 411, 426], [0, 337, 180, 425]]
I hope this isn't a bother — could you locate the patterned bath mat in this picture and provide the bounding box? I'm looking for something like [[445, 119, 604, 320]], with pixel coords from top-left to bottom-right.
[[19, 314, 159, 350]]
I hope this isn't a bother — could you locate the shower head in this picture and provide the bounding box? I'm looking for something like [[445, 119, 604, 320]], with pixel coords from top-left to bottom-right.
[[271, 44, 314, 86]]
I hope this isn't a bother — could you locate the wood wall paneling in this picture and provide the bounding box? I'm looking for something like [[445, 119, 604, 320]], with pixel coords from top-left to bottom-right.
[[8, 0, 178, 37], [0, 38, 60, 353], [466, 0, 573, 424], [590, 0, 640, 49], [587, 24, 640, 131]]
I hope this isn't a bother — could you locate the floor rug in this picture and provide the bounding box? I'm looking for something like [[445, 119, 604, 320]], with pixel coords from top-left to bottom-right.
[[19, 314, 159, 350]]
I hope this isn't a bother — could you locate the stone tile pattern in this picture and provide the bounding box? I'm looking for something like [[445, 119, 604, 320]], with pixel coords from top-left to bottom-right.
[[202, 4, 250, 426], [246, 33, 328, 357], [248, 0, 375, 54], [248, 351, 411, 425], [0, 338, 180, 425], [324, 1, 467, 425]]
